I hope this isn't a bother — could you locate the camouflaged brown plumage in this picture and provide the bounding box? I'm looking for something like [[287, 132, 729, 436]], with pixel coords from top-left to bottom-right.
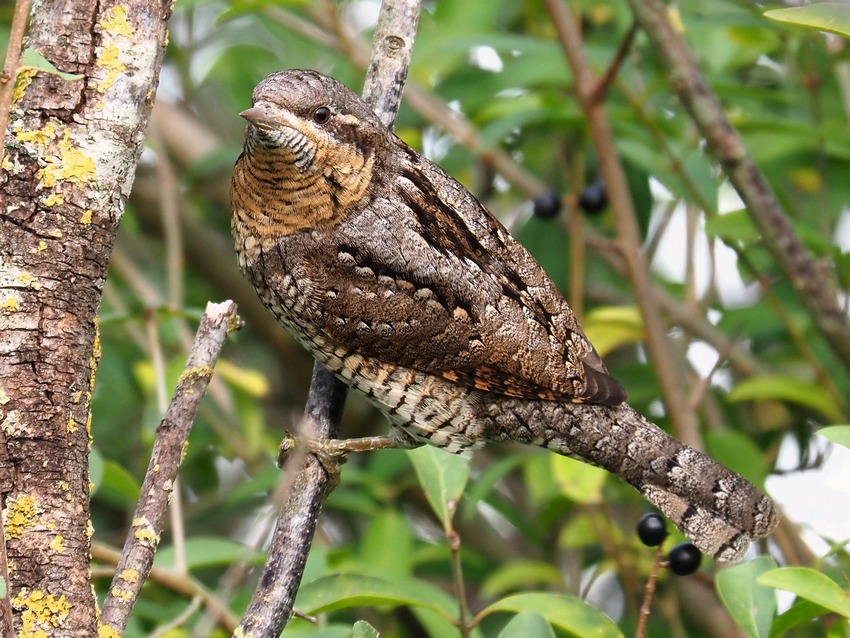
[[231, 69, 778, 562]]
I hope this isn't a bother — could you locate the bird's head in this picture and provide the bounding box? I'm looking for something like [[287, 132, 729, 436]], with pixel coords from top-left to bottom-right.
[[241, 69, 379, 184], [232, 70, 381, 237]]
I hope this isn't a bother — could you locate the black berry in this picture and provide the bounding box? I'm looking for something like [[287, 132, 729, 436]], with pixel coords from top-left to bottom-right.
[[532, 192, 562, 218], [636, 513, 668, 547], [578, 179, 607, 215], [668, 543, 702, 575]]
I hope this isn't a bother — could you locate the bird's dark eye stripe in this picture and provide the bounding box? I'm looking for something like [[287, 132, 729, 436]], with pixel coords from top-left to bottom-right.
[[313, 106, 331, 124]]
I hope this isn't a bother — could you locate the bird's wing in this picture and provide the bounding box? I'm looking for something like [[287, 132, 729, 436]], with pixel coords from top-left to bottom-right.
[[292, 145, 625, 406]]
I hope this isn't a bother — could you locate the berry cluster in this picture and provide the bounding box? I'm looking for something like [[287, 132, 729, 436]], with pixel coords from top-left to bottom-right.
[[532, 180, 608, 220], [636, 513, 702, 575]]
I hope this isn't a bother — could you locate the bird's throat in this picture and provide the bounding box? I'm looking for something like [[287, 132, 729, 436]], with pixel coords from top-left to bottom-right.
[[231, 145, 375, 239]]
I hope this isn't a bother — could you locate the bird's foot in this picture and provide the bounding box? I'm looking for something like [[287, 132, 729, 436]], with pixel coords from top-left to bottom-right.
[[278, 434, 400, 487]]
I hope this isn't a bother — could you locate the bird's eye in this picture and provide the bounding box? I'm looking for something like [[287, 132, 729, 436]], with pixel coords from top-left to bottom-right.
[[312, 106, 331, 124]]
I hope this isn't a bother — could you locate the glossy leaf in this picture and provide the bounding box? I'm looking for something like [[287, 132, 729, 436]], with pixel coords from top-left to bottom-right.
[[481, 560, 563, 598], [728, 375, 842, 422], [352, 620, 380, 638], [716, 555, 778, 638], [19, 48, 84, 80], [498, 611, 557, 638], [769, 600, 832, 638], [818, 425, 850, 450], [479, 592, 623, 638], [551, 454, 607, 505], [294, 573, 457, 619], [582, 306, 644, 358], [407, 445, 469, 528], [758, 567, 850, 619], [765, 3, 850, 38]]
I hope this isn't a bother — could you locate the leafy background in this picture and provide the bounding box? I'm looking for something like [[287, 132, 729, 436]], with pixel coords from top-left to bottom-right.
[[5, 0, 850, 636]]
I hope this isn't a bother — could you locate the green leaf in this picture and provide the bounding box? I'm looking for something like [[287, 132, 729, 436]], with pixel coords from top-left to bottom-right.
[[407, 445, 469, 528], [294, 573, 457, 619], [582, 306, 644, 358], [818, 425, 850, 450], [498, 611, 557, 638], [705, 209, 760, 245], [770, 600, 833, 638], [479, 592, 623, 638], [716, 555, 778, 638], [551, 455, 608, 505], [19, 48, 84, 81], [94, 460, 140, 507], [727, 375, 842, 422], [757, 567, 850, 619], [481, 560, 563, 598], [360, 510, 414, 577], [352, 620, 380, 638], [765, 3, 850, 39], [558, 513, 599, 550]]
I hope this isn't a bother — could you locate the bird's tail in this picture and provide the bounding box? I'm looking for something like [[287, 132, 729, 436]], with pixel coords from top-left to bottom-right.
[[486, 399, 779, 561], [567, 402, 779, 562]]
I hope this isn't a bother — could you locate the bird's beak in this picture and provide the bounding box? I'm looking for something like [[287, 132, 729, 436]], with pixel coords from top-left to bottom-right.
[[240, 106, 279, 130]]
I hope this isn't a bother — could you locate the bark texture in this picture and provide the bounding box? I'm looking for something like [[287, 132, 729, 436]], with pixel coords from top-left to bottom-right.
[[0, 0, 171, 634]]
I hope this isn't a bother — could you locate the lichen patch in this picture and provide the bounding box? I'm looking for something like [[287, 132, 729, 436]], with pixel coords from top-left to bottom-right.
[[12, 589, 71, 635]]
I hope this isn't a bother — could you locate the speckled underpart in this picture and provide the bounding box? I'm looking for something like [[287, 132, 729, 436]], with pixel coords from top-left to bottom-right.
[[231, 69, 778, 562]]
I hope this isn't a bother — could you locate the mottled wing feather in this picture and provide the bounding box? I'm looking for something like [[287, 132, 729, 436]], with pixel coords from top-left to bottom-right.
[[296, 139, 626, 406]]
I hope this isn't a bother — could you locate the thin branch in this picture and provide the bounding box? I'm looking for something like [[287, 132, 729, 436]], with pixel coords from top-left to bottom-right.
[[543, 0, 702, 449], [91, 541, 239, 634], [636, 545, 665, 638], [589, 21, 638, 103], [626, 0, 850, 374], [269, 4, 549, 197], [234, 2, 421, 635], [0, 0, 31, 178], [99, 300, 241, 635]]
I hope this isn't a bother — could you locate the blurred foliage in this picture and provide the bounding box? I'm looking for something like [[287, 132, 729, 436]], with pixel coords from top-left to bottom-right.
[[6, 0, 850, 635]]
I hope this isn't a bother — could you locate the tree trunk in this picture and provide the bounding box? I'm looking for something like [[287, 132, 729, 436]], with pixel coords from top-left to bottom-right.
[[0, 0, 171, 633]]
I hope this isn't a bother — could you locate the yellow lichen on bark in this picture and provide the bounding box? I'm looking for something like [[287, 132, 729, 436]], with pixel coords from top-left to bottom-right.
[[99, 5, 134, 37], [13, 589, 71, 636], [178, 365, 214, 384], [131, 517, 159, 547], [118, 569, 138, 584], [96, 45, 126, 93], [49, 534, 64, 553], [4, 495, 42, 539], [36, 129, 97, 189], [40, 193, 65, 208], [11, 68, 37, 104], [98, 624, 122, 638], [0, 297, 18, 313], [15, 121, 57, 147], [96, 7, 134, 94]]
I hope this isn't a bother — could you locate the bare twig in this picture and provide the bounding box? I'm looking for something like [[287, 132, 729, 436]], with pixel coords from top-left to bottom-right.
[[269, 4, 548, 197], [234, 2, 421, 636], [0, 0, 32, 177], [99, 300, 241, 635], [636, 545, 664, 638], [92, 541, 239, 634], [626, 0, 850, 374], [543, 0, 702, 449], [590, 22, 638, 103]]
